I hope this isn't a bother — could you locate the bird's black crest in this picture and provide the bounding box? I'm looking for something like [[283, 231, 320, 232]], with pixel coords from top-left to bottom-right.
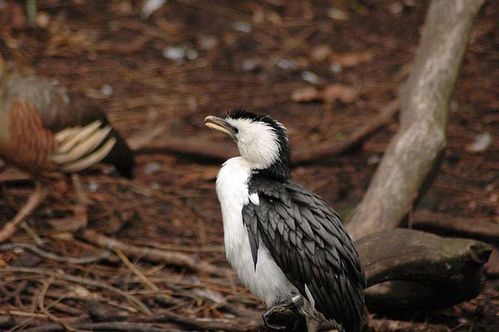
[[228, 108, 291, 181]]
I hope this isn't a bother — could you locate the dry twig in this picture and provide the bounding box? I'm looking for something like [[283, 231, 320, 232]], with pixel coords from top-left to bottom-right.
[[114, 247, 159, 292], [21, 322, 182, 332], [0, 243, 111, 264], [369, 317, 449, 332], [0, 182, 44, 243], [79, 229, 230, 277], [37, 277, 78, 332], [0, 266, 151, 315], [152, 311, 261, 331]]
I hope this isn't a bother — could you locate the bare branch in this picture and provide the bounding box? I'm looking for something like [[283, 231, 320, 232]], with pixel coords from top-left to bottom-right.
[[347, 0, 486, 240]]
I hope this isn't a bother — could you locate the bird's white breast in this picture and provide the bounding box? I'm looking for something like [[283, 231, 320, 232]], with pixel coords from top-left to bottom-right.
[[216, 157, 297, 306]]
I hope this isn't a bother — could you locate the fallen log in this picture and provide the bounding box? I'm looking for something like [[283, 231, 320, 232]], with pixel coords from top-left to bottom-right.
[[357, 229, 491, 287], [265, 229, 491, 324], [356, 229, 491, 312]]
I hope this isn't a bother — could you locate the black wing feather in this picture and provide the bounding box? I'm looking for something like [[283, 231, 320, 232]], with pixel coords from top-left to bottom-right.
[[242, 205, 259, 269], [242, 175, 366, 332]]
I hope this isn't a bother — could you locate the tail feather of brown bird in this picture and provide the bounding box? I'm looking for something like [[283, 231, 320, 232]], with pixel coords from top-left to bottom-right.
[[51, 120, 118, 173], [59, 137, 117, 173]]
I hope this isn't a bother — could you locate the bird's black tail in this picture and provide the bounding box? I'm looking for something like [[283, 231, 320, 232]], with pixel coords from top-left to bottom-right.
[[103, 127, 134, 179]]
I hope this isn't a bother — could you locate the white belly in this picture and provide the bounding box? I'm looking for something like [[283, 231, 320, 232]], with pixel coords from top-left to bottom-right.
[[216, 157, 297, 306]]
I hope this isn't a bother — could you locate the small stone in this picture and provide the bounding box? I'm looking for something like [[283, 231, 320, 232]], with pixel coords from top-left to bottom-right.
[[186, 48, 198, 60], [466, 132, 492, 153], [276, 58, 296, 71], [162, 46, 186, 61], [141, 0, 166, 19], [242, 58, 260, 71], [330, 63, 343, 74], [301, 71, 320, 84], [88, 181, 99, 192], [144, 162, 161, 175], [198, 35, 218, 50], [328, 8, 349, 21], [100, 84, 113, 97], [233, 21, 252, 33]]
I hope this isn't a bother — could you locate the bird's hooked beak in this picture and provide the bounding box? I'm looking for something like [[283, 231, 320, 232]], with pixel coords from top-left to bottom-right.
[[205, 116, 238, 142]]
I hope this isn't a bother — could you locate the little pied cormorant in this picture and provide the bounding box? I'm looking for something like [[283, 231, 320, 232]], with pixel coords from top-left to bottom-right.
[[205, 109, 366, 332]]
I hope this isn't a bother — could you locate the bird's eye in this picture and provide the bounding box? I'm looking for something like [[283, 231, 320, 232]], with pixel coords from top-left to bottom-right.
[[234, 127, 239, 134]]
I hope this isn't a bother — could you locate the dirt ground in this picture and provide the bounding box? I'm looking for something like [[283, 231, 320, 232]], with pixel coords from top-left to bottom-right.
[[0, 0, 497, 331]]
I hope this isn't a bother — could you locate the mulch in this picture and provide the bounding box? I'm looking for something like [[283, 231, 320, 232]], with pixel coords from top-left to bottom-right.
[[0, 0, 497, 331]]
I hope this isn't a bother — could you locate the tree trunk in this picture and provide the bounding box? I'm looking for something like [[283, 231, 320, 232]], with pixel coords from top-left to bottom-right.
[[346, 0, 486, 240]]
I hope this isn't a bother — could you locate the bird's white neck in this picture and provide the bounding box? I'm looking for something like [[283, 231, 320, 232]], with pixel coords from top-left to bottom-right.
[[215, 157, 252, 231], [215, 157, 297, 306]]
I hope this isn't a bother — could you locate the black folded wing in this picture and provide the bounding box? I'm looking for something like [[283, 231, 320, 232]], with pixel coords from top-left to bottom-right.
[[243, 175, 365, 332]]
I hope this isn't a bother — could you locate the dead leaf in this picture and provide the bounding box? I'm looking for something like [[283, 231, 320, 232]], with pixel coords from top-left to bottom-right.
[[291, 86, 320, 102], [311, 45, 332, 62], [330, 51, 373, 68], [328, 8, 350, 21], [292, 84, 359, 104], [0, 3, 26, 29], [321, 84, 359, 103]]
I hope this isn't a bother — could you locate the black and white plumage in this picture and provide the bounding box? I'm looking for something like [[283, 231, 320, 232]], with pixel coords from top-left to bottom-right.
[[205, 109, 365, 332]]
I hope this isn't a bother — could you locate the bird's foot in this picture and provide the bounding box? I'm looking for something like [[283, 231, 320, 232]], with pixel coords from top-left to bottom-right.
[[46, 175, 88, 233], [262, 295, 305, 331]]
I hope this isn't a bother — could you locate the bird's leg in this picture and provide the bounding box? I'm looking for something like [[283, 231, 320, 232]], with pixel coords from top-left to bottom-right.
[[0, 181, 45, 242], [69, 174, 88, 230], [262, 295, 305, 331], [45, 175, 87, 232]]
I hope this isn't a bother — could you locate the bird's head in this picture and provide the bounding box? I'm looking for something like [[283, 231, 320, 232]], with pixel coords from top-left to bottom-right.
[[205, 108, 291, 180]]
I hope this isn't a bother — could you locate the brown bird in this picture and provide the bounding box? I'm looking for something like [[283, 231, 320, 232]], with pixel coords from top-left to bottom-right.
[[0, 60, 134, 241]]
